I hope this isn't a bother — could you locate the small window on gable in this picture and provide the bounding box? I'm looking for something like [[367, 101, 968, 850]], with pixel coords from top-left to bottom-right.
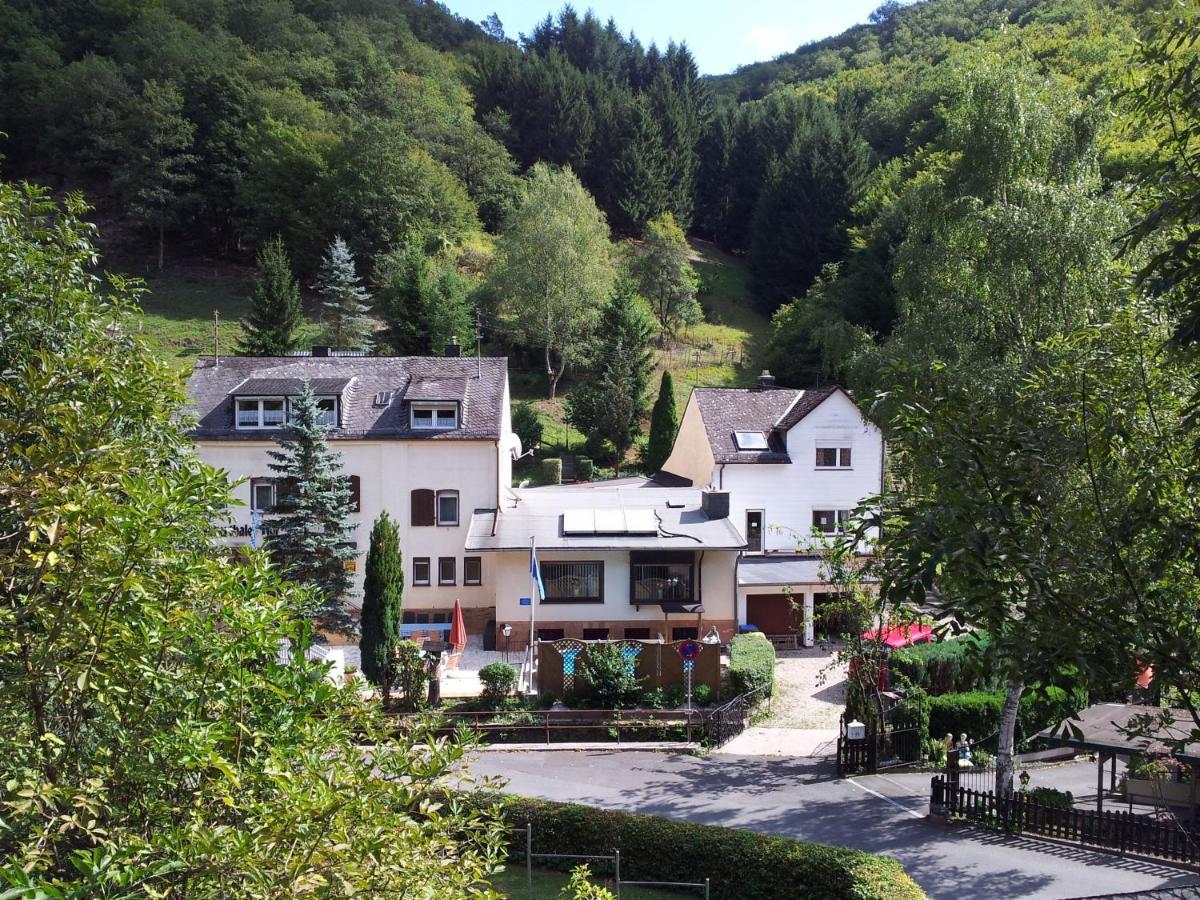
[[816, 447, 852, 468], [411, 403, 458, 430]]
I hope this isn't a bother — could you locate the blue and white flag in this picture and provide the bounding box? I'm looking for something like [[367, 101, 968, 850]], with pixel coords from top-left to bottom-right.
[[529, 543, 545, 600]]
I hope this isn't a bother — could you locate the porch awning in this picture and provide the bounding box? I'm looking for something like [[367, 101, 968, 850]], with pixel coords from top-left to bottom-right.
[[737, 556, 825, 587], [1037, 703, 1200, 765]]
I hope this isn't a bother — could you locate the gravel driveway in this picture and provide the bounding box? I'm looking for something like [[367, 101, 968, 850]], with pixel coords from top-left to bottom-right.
[[765, 647, 847, 729]]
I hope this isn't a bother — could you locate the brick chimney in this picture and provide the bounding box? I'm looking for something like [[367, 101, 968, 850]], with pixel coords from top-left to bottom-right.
[[445, 335, 461, 357], [756, 370, 776, 390]]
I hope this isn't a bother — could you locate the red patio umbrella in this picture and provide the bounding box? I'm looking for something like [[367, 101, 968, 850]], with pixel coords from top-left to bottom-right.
[[449, 597, 467, 653]]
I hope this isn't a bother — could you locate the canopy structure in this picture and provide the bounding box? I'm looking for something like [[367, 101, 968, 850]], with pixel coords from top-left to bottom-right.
[[862, 623, 934, 650], [1037, 703, 1200, 815]]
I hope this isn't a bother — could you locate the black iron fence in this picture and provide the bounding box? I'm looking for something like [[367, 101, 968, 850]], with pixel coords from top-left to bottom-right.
[[703, 685, 769, 748], [836, 716, 923, 777], [932, 776, 1200, 865]]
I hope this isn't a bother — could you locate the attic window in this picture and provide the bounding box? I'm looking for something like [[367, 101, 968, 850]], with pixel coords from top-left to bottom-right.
[[734, 431, 769, 451], [373, 390, 394, 408], [236, 398, 285, 429], [411, 403, 458, 430]]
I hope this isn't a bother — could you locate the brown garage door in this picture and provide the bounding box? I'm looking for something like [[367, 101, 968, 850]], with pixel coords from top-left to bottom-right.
[[746, 593, 804, 634]]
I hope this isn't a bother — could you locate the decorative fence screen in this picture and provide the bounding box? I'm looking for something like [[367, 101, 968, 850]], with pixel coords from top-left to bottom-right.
[[537, 639, 720, 700]]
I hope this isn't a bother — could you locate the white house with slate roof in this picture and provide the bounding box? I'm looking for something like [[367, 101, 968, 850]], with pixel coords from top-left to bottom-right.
[[658, 372, 884, 646], [185, 348, 516, 639]]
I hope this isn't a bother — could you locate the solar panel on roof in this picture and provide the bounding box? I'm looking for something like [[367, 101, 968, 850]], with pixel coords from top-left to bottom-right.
[[593, 509, 626, 533], [562, 509, 595, 534], [734, 431, 769, 450], [624, 509, 658, 534]]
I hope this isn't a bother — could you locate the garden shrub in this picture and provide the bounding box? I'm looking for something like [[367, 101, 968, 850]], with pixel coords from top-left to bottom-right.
[[890, 633, 998, 695], [729, 632, 776, 696], [479, 662, 518, 703], [541, 457, 562, 485], [512, 401, 544, 453], [1027, 787, 1074, 809], [576, 456, 594, 481], [693, 683, 714, 706], [494, 797, 925, 900], [928, 683, 1088, 749], [578, 643, 643, 709]]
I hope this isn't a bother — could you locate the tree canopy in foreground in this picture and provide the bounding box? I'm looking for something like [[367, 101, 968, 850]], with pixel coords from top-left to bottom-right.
[[0, 182, 504, 896]]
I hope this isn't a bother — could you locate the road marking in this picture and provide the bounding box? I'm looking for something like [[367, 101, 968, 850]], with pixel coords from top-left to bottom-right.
[[844, 777, 924, 819]]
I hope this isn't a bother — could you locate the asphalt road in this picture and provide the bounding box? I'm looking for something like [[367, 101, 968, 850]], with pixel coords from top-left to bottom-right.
[[466, 750, 1200, 900]]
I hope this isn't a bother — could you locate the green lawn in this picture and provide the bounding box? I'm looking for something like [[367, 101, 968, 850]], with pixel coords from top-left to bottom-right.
[[491, 863, 695, 898], [132, 268, 319, 370]]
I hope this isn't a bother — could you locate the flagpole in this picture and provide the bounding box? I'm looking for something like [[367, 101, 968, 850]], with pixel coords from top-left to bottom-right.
[[528, 536, 537, 693]]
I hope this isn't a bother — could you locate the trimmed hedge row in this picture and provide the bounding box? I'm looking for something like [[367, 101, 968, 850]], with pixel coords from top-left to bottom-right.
[[929, 682, 1089, 748], [890, 633, 999, 696], [497, 797, 926, 900], [729, 632, 776, 696]]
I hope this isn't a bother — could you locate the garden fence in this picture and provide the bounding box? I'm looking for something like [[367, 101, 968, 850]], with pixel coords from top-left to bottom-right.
[[704, 685, 769, 749], [931, 776, 1200, 864], [509, 823, 711, 899]]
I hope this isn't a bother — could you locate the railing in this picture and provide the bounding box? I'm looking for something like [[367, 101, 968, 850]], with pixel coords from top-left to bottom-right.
[[836, 715, 923, 776], [400, 707, 707, 745], [703, 686, 769, 749], [932, 776, 1200, 864]]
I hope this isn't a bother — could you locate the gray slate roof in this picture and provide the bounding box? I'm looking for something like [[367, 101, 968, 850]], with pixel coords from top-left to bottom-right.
[[186, 355, 507, 440], [466, 480, 746, 551], [693, 384, 841, 464]]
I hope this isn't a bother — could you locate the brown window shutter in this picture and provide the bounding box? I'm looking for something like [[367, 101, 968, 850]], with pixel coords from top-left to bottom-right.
[[349, 475, 361, 512], [411, 489, 435, 526]]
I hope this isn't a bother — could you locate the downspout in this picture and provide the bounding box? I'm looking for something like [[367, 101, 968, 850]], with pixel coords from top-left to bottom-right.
[[697, 550, 704, 635]]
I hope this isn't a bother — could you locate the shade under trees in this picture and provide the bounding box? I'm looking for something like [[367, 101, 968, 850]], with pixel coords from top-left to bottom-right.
[[360, 511, 404, 706], [266, 384, 359, 634], [314, 236, 373, 351], [237, 236, 304, 356], [489, 164, 614, 399], [0, 180, 505, 895]]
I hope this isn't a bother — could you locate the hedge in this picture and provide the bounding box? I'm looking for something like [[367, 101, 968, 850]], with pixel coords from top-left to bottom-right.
[[928, 681, 1089, 748], [729, 632, 775, 696], [496, 797, 926, 900], [890, 633, 999, 696]]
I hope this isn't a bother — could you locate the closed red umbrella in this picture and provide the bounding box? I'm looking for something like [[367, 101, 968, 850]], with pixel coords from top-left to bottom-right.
[[449, 597, 467, 653]]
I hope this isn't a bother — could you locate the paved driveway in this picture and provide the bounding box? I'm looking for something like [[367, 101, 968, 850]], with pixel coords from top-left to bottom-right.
[[467, 750, 1200, 900]]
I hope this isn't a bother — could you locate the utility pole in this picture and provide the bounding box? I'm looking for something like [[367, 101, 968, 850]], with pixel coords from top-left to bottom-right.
[[213, 309, 221, 368], [475, 306, 482, 378]]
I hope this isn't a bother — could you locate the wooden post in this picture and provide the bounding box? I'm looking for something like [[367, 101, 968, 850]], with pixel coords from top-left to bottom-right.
[[1097, 751, 1106, 815]]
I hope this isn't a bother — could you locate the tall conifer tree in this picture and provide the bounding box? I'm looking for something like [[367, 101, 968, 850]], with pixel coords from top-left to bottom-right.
[[314, 236, 373, 350], [644, 371, 678, 473], [360, 511, 403, 706], [238, 236, 303, 356], [266, 384, 358, 634]]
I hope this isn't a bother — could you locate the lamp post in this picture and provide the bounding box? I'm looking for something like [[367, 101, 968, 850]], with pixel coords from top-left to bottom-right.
[[502, 623, 512, 663], [1019, 770, 1031, 792]]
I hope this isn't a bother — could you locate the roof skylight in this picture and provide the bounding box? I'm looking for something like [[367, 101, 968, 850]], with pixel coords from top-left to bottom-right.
[[734, 431, 769, 450]]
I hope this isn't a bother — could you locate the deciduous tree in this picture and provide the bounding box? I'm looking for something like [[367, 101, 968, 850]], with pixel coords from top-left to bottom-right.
[[489, 164, 614, 398], [629, 213, 701, 347]]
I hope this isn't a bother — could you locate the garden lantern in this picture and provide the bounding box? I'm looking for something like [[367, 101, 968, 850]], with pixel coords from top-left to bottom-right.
[[1019, 770, 1031, 791], [502, 623, 512, 662]]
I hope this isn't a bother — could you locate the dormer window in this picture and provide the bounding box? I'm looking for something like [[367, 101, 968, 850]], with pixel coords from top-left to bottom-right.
[[411, 403, 458, 430], [312, 396, 338, 428], [236, 398, 286, 429]]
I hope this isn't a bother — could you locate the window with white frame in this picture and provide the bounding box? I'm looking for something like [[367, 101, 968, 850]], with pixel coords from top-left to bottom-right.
[[812, 509, 853, 534], [236, 397, 286, 429], [815, 446, 852, 468], [250, 478, 276, 511], [312, 396, 338, 427], [436, 490, 459, 526], [410, 403, 458, 430]]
